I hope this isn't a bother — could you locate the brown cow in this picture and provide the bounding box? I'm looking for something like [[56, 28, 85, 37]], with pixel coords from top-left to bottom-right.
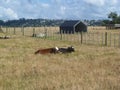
[[35, 47, 59, 54]]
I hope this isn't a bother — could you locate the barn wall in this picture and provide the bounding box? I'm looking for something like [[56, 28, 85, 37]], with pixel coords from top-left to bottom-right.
[[60, 26, 74, 34], [60, 21, 87, 34]]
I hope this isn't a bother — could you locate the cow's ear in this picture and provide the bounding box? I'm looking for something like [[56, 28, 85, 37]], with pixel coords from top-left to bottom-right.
[[71, 46, 73, 48]]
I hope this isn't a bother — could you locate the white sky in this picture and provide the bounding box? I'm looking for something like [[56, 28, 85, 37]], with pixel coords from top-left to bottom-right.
[[0, 0, 120, 20]]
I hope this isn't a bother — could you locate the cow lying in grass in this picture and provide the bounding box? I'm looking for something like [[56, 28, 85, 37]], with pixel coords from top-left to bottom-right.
[[34, 46, 75, 55], [58, 46, 75, 53]]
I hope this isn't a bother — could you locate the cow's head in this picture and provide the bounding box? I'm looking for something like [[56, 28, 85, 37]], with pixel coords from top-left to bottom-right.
[[67, 46, 75, 52]]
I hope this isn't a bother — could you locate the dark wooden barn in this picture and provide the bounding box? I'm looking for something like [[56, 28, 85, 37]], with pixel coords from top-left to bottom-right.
[[60, 20, 87, 34]]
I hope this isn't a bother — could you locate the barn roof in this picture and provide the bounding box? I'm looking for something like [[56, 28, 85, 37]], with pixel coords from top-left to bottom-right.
[[60, 20, 81, 27]]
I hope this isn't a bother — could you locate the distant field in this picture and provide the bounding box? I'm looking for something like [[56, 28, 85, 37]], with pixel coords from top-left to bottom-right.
[[2, 26, 120, 47], [0, 34, 120, 90]]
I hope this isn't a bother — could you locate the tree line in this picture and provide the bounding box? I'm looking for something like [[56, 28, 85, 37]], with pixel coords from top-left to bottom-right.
[[102, 12, 120, 25], [0, 18, 64, 27], [0, 18, 105, 27], [0, 12, 120, 27]]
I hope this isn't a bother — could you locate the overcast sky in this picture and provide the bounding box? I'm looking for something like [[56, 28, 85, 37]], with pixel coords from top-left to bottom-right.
[[0, 0, 120, 20]]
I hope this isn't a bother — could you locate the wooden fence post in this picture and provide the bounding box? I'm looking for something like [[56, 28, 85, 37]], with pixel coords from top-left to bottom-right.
[[109, 33, 111, 46], [21, 27, 22, 32], [32, 27, 36, 37], [81, 32, 83, 44], [44, 28, 47, 39], [14, 27, 16, 35], [20, 26, 24, 35], [60, 30, 62, 40], [119, 33, 120, 47], [22, 27, 24, 36], [102, 32, 104, 45], [6, 27, 8, 33], [105, 32, 107, 46]]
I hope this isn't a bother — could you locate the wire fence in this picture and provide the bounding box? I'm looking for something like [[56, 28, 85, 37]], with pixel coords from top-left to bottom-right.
[[1, 26, 120, 48]]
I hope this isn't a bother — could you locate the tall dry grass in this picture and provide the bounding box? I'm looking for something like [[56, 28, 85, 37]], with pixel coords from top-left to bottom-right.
[[0, 35, 120, 90]]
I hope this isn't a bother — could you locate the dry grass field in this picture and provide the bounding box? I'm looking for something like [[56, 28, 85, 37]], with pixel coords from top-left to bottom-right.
[[0, 32, 120, 90]]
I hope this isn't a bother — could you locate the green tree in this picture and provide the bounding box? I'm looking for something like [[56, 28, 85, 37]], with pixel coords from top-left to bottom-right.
[[108, 12, 118, 24], [102, 20, 110, 26], [116, 16, 120, 24], [0, 20, 4, 25]]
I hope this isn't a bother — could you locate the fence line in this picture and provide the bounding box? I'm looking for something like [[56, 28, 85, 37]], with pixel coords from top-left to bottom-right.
[[1, 27, 120, 48]]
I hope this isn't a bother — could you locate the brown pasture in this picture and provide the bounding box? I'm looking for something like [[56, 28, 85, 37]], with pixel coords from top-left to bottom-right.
[[0, 26, 120, 90]]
